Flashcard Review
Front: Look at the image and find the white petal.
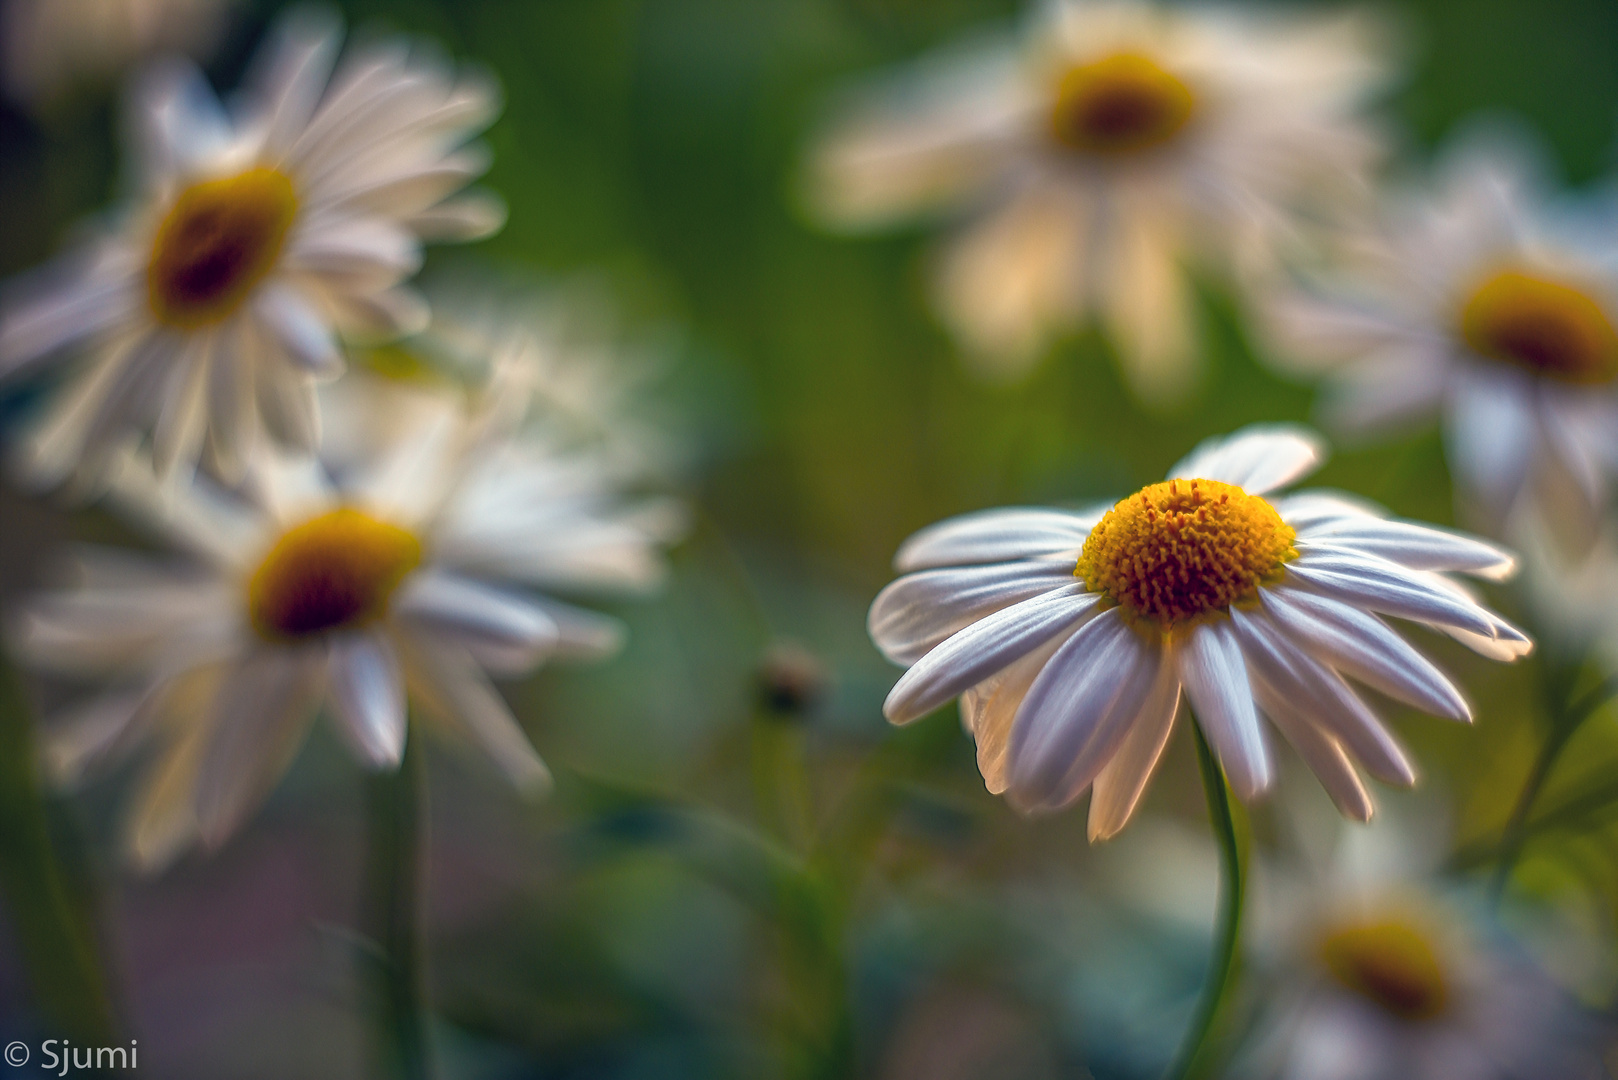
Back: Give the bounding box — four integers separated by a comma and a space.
193, 647, 321, 848
1285, 549, 1503, 638
1231, 606, 1416, 785
1260, 587, 1470, 721
393, 570, 559, 675
1170, 424, 1328, 495
961, 626, 1076, 795
894, 507, 1097, 572
285, 216, 422, 281
1295, 518, 1517, 580
1445, 367, 1534, 523
0, 253, 138, 374
1087, 655, 1182, 840
883, 584, 1098, 724
1178, 620, 1273, 800
255, 284, 343, 377
1005, 607, 1159, 812
327, 633, 407, 768
1251, 677, 1373, 821
408, 190, 508, 241
399, 631, 551, 792
868, 560, 1082, 665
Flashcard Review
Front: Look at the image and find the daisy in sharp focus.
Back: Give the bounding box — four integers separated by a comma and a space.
868, 426, 1529, 838
807, 0, 1388, 402
1260, 132, 1618, 549
6, 388, 681, 871
0, 10, 505, 487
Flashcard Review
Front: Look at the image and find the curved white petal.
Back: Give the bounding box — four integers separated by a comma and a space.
1294, 519, 1517, 580
1169, 424, 1328, 495
1285, 550, 1503, 639
393, 570, 559, 676
327, 633, 407, 768
883, 584, 1098, 724
1005, 607, 1159, 813
1178, 620, 1273, 800
1231, 606, 1416, 786
894, 507, 1097, 572
1087, 653, 1182, 840
868, 560, 1081, 665
1259, 587, 1470, 721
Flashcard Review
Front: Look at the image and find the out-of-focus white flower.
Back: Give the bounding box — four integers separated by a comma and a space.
5, 395, 682, 871
0, 11, 506, 487
368, 276, 676, 477
1242, 811, 1607, 1080
1, 0, 235, 108
1514, 510, 1618, 670
1261, 133, 1618, 550
808, 0, 1388, 402
868, 426, 1528, 838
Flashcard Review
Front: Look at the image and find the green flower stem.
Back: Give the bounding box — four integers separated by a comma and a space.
1164, 723, 1246, 1080
1491, 669, 1618, 903
362, 734, 432, 1080
0, 660, 116, 1042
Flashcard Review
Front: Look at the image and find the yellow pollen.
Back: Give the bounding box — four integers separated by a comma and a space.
1459, 267, 1618, 385
148, 167, 298, 329
1320, 921, 1449, 1022
1049, 52, 1197, 156
247, 508, 421, 640
1076, 479, 1296, 628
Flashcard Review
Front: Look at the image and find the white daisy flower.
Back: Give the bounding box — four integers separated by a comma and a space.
1260, 133, 1618, 548
1245, 812, 1608, 1080
867, 425, 1528, 839
1, 0, 235, 109
0, 11, 506, 487
6, 405, 680, 871
807, 0, 1388, 401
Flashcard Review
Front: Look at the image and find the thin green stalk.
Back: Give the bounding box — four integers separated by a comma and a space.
1490, 671, 1618, 903
1163, 724, 1246, 1080
0, 659, 116, 1042
362, 735, 432, 1080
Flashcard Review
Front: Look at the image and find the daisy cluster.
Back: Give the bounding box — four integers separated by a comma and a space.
1, 0, 1616, 1076
0, 12, 679, 869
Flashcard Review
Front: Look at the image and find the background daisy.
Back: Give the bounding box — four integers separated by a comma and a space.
0, 10, 505, 487
7, 394, 680, 871
1260, 130, 1618, 549
807, 0, 1389, 402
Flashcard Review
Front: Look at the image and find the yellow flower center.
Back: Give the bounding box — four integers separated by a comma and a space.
1076, 479, 1296, 628
1320, 920, 1449, 1022
247, 508, 422, 640
1459, 268, 1618, 384
1049, 52, 1197, 157
147, 167, 299, 329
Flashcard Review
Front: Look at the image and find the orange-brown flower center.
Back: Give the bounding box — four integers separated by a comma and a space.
1459, 268, 1618, 384
1076, 479, 1295, 627
1320, 920, 1449, 1022
248, 508, 421, 640
148, 167, 298, 329
1049, 52, 1197, 157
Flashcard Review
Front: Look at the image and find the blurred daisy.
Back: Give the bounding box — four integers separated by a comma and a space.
348, 275, 676, 477
6, 404, 680, 871
1244, 812, 1607, 1080
1261, 133, 1618, 548
0, 11, 505, 487
868, 426, 1528, 838
808, 0, 1388, 402
1, 0, 235, 109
